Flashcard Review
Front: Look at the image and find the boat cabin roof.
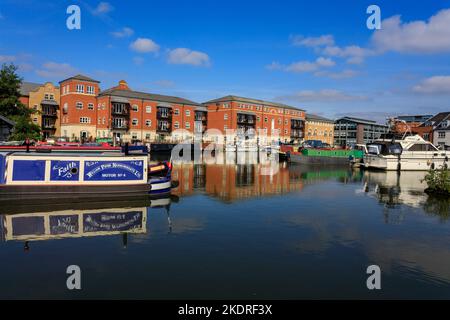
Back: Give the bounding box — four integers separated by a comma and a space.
3, 152, 144, 158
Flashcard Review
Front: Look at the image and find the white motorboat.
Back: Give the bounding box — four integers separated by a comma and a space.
363, 134, 449, 171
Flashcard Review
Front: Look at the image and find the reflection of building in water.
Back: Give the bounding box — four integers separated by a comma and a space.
1, 208, 147, 242
171, 162, 303, 201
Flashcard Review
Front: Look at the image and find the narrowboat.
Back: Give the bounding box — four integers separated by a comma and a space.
281, 145, 364, 165
0, 151, 174, 202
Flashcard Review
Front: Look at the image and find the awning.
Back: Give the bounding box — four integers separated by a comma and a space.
41, 99, 59, 106
237, 111, 256, 116
111, 96, 130, 103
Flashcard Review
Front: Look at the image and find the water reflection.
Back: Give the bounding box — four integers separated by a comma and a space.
0, 161, 449, 299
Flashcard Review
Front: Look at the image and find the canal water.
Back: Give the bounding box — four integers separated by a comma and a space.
0, 161, 449, 299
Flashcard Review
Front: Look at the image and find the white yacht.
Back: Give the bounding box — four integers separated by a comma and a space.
363, 134, 449, 171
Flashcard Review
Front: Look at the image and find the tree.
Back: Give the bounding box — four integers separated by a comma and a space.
8, 116, 41, 141
0, 63, 40, 141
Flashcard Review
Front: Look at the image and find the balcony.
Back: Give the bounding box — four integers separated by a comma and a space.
157, 120, 171, 133
42, 111, 57, 117
42, 123, 56, 130
112, 123, 128, 130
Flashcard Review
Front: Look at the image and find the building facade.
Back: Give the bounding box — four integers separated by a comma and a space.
96, 80, 201, 143
305, 114, 334, 146
389, 115, 433, 134
334, 117, 389, 146
58, 75, 202, 143
203, 95, 305, 144
415, 112, 450, 145
20, 82, 61, 139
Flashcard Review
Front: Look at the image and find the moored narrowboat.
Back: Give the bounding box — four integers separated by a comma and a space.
0, 152, 174, 201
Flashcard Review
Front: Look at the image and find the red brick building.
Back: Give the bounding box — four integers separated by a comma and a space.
203, 95, 305, 144
58, 75, 203, 143
59, 75, 100, 141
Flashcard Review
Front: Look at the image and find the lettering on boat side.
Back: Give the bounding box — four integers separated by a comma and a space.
50, 161, 80, 181
366, 265, 381, 290
66, 265, 81, 290
84, 161, 143, 181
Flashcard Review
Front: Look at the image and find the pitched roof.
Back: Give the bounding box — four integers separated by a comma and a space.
336, 116, 388, 127
20, 82, 42, 96
203, 95, 304, 111
59, 74, 100, 83
98, 88, 200, 106
306, 114, 334, 123
0, 115, 15, 126
420, 112, 450, 127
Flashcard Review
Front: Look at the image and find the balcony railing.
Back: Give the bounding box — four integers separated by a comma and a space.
42, 124, 56, 130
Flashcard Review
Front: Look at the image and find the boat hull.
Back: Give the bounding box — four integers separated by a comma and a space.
364, 152, 449, 170
290, 153, 350, 165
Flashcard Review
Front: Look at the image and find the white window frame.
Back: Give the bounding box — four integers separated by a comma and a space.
76, 102, 83, 109
132, 118, 138, 126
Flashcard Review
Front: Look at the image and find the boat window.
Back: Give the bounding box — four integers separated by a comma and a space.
367, 144, 380, 155
387, 143, 402, 155
407, 144, 438, 151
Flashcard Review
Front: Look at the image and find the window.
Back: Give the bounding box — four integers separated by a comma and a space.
224, 125, 228, 130
76, 102, 83, 109
102, 117, 105, 124
145, 133, 151, 140
174, 121, 180, 129
174, 109, 179, 115
132, 119, 138, 126
44, 94, 49, 99
264, 117, 268, 122
33, 117, 38, 123
132, 105, 139, 112
49, 94, 54, 100
132, 133, 138, 140
33, 104, 38, 110
87, 86, 95, 94
257, 116, 261, 122
278, 118, 282, 125
185, 110, 191, 117
88, 103, 94, 110
98, 118, 101, 125
146, 120, 152, 127
146, 106, 152, 113
76, 84, 84, 93
285, 119, 288, 125
80, 117, 91, 124
185, 122, 190, 129
224, 114, 228, 120
284, 130, 288, 135
438, 131, 446, 138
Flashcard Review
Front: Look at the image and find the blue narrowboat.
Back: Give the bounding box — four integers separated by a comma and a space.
0, 152, 173, 201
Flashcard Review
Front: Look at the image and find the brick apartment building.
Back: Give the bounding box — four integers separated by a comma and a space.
203, 95, 305, 144
20, 81, 61, 139
305, 114, 335, 146
58, 75, 202, 143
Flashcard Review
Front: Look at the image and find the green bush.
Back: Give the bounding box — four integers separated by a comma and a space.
422, 167, 450, 195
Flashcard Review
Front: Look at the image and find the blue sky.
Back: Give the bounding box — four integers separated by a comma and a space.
1, 0, 450, 123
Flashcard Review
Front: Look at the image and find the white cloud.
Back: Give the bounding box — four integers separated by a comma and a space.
111, 27, 134, 38
371, 9, 450, 54
291, 34, 335, 47
36, 62, 77, 79
322, 45, 373, 65
18, 63, 33, 72
130, 38, 160, 53
277, 89, 367, 102
267, 57, 335, 73
0, 55, 16, 63
167, 48, 210, 67
314, 69, 359, 79
413, 76, 450, 94
93, 2, 114, 15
